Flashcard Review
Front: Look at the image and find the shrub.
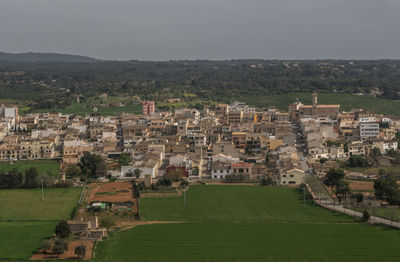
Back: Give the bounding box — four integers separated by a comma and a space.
55, 220, 71, 239
261, 177, 274, 186
319, 158, 328, 164
39, 240, 51, 254
70, 204, 80, 219
75, 245, 86, 259
100, 216, 116, 228
353, 193, 364, 203
53, 239, 68, 254
157, 178, 172, 187
362, 210, 370, 221
54, 180, 73, 188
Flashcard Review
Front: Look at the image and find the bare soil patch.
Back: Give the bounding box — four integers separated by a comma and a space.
30, 240, 94, 260
349, 181, 374, 191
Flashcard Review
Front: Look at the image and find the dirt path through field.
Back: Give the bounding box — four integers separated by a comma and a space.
117, 220, 186, 231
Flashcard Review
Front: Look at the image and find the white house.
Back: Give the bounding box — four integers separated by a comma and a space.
211, 161, 231, 180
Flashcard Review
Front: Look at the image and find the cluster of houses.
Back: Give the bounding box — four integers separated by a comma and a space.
289, 93, 399, 163
0, 93, 399, 186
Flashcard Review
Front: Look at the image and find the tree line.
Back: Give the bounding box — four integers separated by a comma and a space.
1, 59, 400, 112
0, 167, 71, 189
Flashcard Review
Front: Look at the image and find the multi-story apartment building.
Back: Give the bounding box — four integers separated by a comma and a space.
359, 120, 380, 139
232, 132, 247, 149
227, 111, 243, 124
0, 140, 54, 160
142, 101, 155, 115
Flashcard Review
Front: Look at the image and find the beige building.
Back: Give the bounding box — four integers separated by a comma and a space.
280, 168, 306, 186
0, 140, 54, 160
232, 132, 247, 149
63, 139, 93, 165
265, 138, 283, 151
228, 111, 243, 124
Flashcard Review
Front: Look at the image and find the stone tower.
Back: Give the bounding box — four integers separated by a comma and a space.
312, 92, 318, 115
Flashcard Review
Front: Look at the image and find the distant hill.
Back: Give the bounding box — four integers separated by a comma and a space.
0, 52, 98, 62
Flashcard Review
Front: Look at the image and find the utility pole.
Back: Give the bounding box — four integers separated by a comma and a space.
184, 184, 186, 206
303, 185, 305, 207
41, 179, 44, 201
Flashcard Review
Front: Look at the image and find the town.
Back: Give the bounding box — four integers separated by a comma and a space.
1, 92, 400, 260
0, 93, 398, 184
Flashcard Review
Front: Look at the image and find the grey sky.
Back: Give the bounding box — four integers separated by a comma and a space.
1, 0, 400, 60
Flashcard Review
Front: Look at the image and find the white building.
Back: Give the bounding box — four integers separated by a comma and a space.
4, 107, 18, 119
383, 141, 398, 153
211, 161, 231, 180
359, 119, 379, 139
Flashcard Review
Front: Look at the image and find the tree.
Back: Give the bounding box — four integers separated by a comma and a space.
180, 179, 189, 188
65, 165, 81, 178
371, 147, 381, 158
75, 245, 86, 259
39, 240, 51, 254
324, 169, 345, 187
79, 152, 107, 179
362, 210, 370, 221
5, 168, 23, 188
118, 153, 131, 166
319, 158, 328, 164
157, 178, 172, 187
386, 149, 398, 157
134, 168, 142, 178
370, 147, 381, 166
24, 167, 39, 188
40, 172, 56, 187
53, 239, 68, 254
55, 220, 71, 239
335, 180, 350, 203
344, 143, 349, 153
353, 193, 364, 203
100, 216, 116, 229
374, 176, 400, 204
348, 155, 369, 168
261, 177, 274, 186
95, 159, 107, 178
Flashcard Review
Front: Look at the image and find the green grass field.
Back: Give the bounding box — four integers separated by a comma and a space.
93, 185, 400, 262
0, 160, 60, 176
0, 188, 81, 261
94, 222, 400, 262
140, 185, 350, 223
0, 221, 55, 261
0, 188, 81, 221
228, 93, 400, 116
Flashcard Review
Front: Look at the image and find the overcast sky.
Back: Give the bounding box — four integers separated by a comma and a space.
1, 0, 399, 60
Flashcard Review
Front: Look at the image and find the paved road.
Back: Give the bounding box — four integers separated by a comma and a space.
309, 187, 400, 229
291, 122, 309, 172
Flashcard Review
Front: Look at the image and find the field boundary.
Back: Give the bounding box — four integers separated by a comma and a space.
306, 183, 400, 229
